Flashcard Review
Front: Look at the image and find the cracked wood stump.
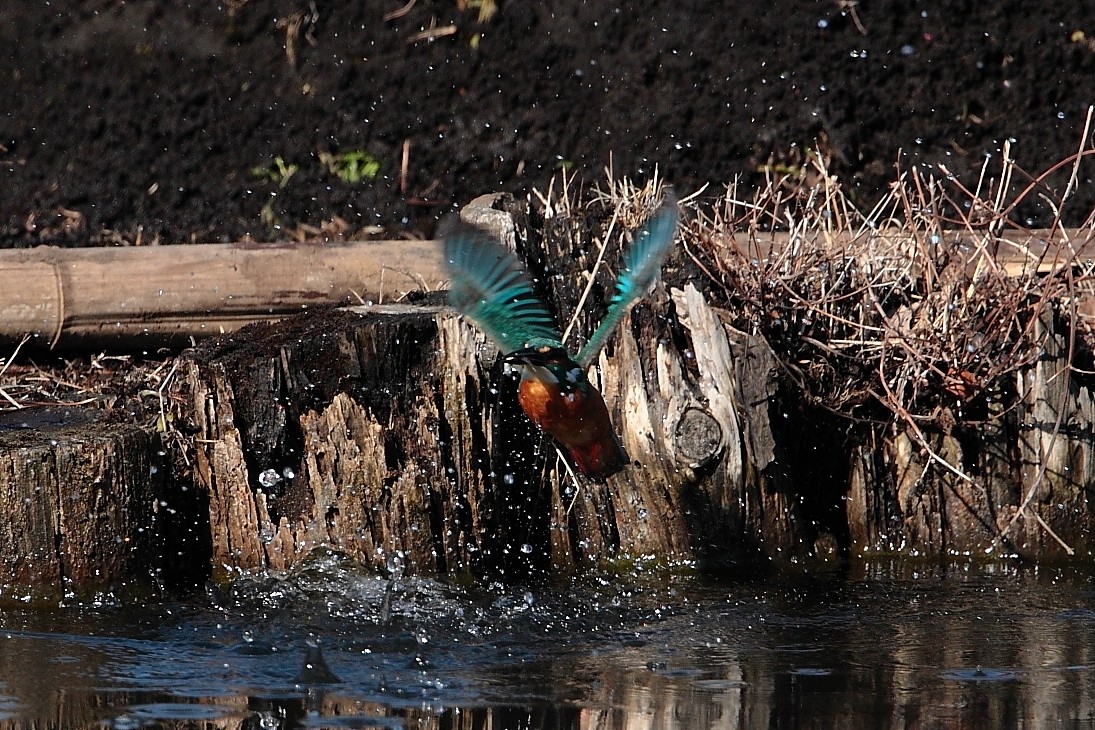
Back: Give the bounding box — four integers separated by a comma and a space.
13, 201, 1095, 591
0, 408, 171, 594
7, 204, 1095, 593
172, 282, 804, 579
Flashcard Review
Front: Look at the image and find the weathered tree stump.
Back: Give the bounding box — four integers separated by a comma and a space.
168, 192, 812, 579
9, 199, 1095, 592
172, 282, 804, 579
0, 408, 170, 594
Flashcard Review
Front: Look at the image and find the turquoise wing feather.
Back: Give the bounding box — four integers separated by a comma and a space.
441, 217, 563, 354
577, 191, 679, 368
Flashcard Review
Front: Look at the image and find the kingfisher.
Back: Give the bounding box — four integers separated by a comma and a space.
441, 192, 679, 481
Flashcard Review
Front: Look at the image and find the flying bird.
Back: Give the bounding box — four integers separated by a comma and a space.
441, 192, 679, 481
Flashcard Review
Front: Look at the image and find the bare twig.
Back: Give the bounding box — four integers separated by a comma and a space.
406, 23, 457, 44
384, 0, 417, 21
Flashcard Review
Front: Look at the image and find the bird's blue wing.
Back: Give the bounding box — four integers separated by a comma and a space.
577, 190, 679, 368
441, 217, 563, 354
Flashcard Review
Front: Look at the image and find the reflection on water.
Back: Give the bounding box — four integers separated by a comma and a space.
2, 558, 1095, 729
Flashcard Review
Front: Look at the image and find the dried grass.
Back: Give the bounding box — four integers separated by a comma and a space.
679, 110, 1095, 493
5, 119, 1095, 467
0, 347, 179, 431
554, 115, 1095, 501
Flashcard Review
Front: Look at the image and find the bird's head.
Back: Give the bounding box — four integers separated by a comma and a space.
503, 345, 587, 393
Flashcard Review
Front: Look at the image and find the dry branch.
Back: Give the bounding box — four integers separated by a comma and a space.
7, 148, 1095, 590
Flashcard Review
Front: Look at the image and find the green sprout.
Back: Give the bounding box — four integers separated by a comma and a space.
321, 150, 381, 183
251, 157, 298, 233
259, 199, 280, 231
251, 156, 299, 188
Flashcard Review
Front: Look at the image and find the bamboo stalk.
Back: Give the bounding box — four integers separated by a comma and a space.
0, 240, 446, 347
728, 228, 1095, 277
0, 227, 1090, 348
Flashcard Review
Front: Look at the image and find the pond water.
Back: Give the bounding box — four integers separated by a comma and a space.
1, 554, 1094, 729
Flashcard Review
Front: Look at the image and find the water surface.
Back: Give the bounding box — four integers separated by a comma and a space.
1, 556, 1093, 729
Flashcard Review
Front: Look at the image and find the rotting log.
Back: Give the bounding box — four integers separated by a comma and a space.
175, 305, 486, 576
9, 201, 1095, 592
170, 283, 806, 578
169, 196, 1095, 576
0, 408, 172, 594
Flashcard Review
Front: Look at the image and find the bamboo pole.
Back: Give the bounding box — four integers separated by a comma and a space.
0, 226, 1090, 348
0, 240, 446, 347
728, 228, 1095, 277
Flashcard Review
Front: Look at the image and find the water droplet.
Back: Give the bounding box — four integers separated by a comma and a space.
258, 469, 282, 488
112, 714, 142, 730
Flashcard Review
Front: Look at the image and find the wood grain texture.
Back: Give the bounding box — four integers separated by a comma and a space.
0, 411, 168, 592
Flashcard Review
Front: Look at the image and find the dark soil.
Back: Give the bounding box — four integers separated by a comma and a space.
4, 1, 1095, 246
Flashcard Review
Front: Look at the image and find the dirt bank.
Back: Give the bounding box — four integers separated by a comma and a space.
4, 1, 1094, 246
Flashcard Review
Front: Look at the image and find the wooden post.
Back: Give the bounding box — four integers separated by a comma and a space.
847, 308, 1095, 559
176, 306, 482, 577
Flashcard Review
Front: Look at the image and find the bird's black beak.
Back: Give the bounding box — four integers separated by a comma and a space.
502, 345, 565, 367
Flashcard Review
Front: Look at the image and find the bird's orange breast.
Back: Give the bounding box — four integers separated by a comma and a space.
517, 378, 604, 445
516, 376, 629, 479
